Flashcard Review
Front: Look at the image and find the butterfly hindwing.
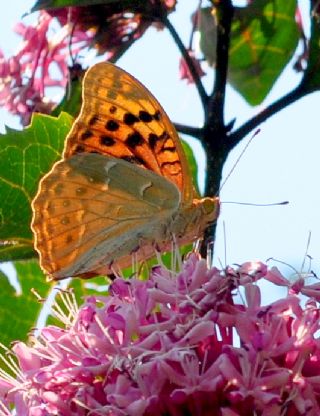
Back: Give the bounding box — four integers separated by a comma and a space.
32, 153, 181, 279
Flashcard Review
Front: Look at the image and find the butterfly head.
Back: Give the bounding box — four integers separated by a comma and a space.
191, 196, 220, 230
186, 196, 220, 244
200, 196, 220, 222
172, 196, 220, 246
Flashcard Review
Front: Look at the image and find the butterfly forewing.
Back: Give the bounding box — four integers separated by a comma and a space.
63, 62, 193, 203
32, 153, 181, 279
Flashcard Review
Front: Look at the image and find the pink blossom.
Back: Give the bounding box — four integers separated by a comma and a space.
0, 2, 182, 126
1, 254, 320, 415
0, 10, 94, 125
179, 49, 206, 84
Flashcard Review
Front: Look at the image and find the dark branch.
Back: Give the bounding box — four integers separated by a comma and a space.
163, 16, 208, 109
109, 25, 149, 63
205, 0, 234, 129
201, 1, 234, 198
200, 1, 234, 256
174, 122, 203, 139
228, 85, 307, 150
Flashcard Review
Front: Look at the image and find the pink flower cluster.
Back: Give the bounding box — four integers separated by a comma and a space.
0, 2, 180, 127
0, 10, 94, 125
1, 254, 320, 415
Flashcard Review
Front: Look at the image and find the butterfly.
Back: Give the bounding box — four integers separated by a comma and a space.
31, 62, 219, 280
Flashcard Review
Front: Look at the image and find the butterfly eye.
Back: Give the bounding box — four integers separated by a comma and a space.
201, 197, 220, 217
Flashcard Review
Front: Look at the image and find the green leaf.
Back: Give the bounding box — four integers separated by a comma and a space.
303, 10, 320, 91
200, 0, 299, 105
0, 113, 73, 263
199, 8, 217, 67
181, 139, 200, 195
0, 260, 53, 347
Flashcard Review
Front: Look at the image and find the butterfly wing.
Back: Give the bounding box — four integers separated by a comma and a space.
31, 153, 181, 279
63, 62, 193, 204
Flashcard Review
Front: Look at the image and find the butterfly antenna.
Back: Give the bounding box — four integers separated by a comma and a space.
219, 128, 260, 194
222, 201, 289, 207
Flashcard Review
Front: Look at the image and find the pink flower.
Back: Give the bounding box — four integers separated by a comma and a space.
1, 254, 320, 415
0, 10, 94, 125
179, 49, 206, 84
0, 2, 179, 125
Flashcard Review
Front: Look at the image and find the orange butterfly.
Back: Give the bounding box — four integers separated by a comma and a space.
31, 62, 219, 279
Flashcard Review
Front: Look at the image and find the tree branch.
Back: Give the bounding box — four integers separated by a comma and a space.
174, 122, 203, 139
200, 1, 234, 256
109, 23, 150, 63
205, 0, 234, 130
200, 1, 234, 199
228, 85, 307, 150
163, 16, 208, 110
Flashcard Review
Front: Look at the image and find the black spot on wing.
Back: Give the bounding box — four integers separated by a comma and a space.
139, 110, 153, 122
162, 145, 176, 152
153, 110, 161, 121
89, 115, 99, 126
148, 133, 158, 150
123, 113, 139, 125
126, 132, 144, 149
66, 235, 73, 244
75, 145, 85, 152
105, 120, 119, 132
100, 136, 116, 146
121, 155, 145, 166
81, 130, 93, 140
159, 131, 170, 140
61, 216, 70, 225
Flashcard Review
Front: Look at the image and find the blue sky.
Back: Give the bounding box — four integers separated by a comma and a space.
1, 1, 320, 281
